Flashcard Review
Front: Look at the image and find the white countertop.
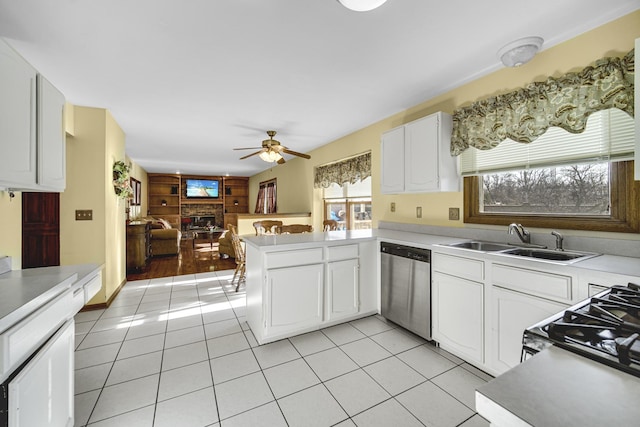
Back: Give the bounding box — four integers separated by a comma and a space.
0, 263, 101, 334
476, 346, 640, 427
243, 228, 640, 277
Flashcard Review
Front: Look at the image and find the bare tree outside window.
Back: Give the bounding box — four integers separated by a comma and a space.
480, 163, 610, 216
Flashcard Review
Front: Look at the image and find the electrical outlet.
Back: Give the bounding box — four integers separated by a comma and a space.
416, 207, 422, 218
390, 202, 396, 212
75, 210, 93, 221
449, 207, 460, 221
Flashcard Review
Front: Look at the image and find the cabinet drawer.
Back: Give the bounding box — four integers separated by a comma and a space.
84, 272, 102, 303
493, 264, 572, 301
0, 289, 73, 381
433, 252, 484, 282
71, 285, 85, 313
326, 244, 358, 261
266, 248, 323, 269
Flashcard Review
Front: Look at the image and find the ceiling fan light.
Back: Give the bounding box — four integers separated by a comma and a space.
337, 0, 387, 12
497, 36, 543, 67
259, 150, 283, 163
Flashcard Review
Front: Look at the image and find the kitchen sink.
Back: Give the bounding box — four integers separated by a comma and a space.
498, 247, 600, 264
446, 241, 518, 252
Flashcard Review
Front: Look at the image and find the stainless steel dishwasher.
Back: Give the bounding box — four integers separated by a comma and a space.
380, 242, 431, 340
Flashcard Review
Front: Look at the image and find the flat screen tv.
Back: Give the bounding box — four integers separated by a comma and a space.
185, 179, 220, 198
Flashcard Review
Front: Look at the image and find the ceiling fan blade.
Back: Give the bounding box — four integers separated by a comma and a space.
277, 157, 286, 164
282, 148, 311, 159
239, 149, 264, 160
234, 147, 262, 150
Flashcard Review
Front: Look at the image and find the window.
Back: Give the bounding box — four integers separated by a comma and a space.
255, 179, 276, 214
323, 177, 372, 230
463, 109, 639, 233
464, 161, 638, 232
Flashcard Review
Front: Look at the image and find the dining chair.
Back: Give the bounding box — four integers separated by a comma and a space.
228, 224, 246, 291
253, 220, 283, 235
279, 224, 313, 234
323, 220, 338, 231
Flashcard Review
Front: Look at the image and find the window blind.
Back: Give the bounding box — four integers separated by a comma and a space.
460, 108, 635, 176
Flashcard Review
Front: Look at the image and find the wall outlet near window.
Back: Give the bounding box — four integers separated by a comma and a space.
416, 207, 422, 218
449, 207, 460, 221
390, 202, 395, 212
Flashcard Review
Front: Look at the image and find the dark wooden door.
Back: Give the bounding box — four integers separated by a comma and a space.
22, 192, 60, 269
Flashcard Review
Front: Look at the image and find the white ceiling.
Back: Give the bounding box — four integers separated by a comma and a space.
1, 0, 638, 177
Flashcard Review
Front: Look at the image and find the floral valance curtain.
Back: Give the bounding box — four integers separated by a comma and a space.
314, 152, 371, 188
450, 49, 635, 156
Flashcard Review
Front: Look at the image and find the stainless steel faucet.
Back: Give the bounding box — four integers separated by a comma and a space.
508, 223, 531, 244
551, 231, 564, 251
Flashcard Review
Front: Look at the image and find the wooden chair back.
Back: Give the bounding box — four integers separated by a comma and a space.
323, 220, 338, 231
253, 220, 283, 235
228, 224, 246, 291
279, 224, 313, 234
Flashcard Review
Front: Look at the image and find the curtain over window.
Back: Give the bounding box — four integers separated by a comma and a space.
450, 49, 635, 157
314, 152, 371, 188
255, 179, 277, 214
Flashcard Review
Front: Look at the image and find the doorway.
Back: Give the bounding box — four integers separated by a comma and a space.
22, 192, 60, 268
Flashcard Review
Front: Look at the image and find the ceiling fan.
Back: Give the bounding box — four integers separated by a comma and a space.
234, 131, 311, 164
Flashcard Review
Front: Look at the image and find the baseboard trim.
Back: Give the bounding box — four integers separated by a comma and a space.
80, 277, 127, 311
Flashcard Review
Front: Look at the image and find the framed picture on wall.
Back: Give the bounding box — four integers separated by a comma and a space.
130, 178, 141, 206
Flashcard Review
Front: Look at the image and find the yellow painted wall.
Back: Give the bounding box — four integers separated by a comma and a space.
249, 11, 640, 237
0, 191, 22, 269
60, 105, 130, 305
127, 156, 148, 220
104, 110, 127, 301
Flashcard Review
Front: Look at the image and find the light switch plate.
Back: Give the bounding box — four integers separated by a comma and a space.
449, 207, 460, 221
416, 207, 422, 218
390, 202, 396, 212
76, 210, 93, 220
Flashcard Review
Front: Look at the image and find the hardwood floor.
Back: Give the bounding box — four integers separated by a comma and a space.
126, 235, 236, 281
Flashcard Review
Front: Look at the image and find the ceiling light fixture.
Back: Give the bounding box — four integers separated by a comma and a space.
497, 36, 543, 67
337, 0, 387, 12
259, 150, 283, 163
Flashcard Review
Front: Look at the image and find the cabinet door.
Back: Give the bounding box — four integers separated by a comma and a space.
266, 264, 324, 335
380, 126, 404, 194
432, 271, 484, 364
0, 40, 37, 188
8, 320, 74, 427
490, 287, 566, 374
326, 259, 359, 322
37, 75, 66, 191
405, 114, 439, 192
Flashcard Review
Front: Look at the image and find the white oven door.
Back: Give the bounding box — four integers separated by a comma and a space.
8, 319, 74, 427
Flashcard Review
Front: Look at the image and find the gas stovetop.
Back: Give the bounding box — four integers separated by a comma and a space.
524, 282, 640, 377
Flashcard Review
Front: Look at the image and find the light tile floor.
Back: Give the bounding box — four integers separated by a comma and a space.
74, 270, 491, 427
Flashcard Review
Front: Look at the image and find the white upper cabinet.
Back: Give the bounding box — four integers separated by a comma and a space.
380, 126, 405, 193
0, 38, 66, 192
380, 112, 459, 194
0, 39, 37, 188
37, 75, 66, 191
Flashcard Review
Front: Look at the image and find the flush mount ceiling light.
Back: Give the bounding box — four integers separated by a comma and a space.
497, 36, 544, 67
337, 0, 388, 12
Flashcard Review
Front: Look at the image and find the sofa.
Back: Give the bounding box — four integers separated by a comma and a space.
144, 217, 182, 256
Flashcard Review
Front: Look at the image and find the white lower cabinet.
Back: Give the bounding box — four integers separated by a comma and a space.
8, 319, 74, 427
326, 258, 359, 322
489, 287, 567, 374
432, 271, 484, 365
246, 242, 374, 345
266, 264, 324, 337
